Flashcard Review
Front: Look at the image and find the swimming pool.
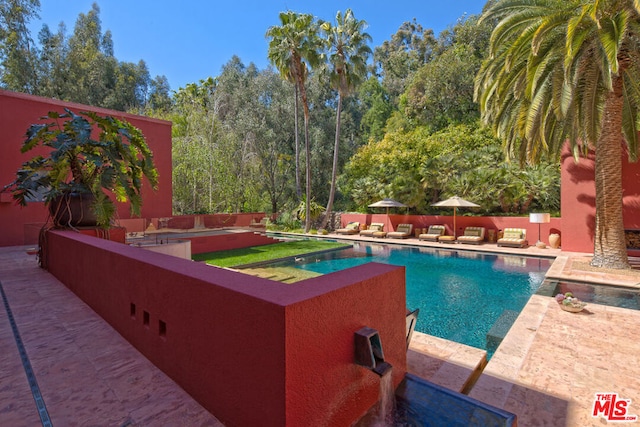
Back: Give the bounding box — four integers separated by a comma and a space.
262, 241, 552, 355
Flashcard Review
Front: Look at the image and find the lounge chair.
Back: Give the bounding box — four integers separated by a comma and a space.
418, 225, 445, 242
457, 227, 485, 244
497, 228, 528, 248
359, 222, 385, 237
387, 223, 413, 239
335, 221, 360, 235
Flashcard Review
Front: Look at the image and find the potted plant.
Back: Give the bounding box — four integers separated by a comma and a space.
8, 108, 159, 228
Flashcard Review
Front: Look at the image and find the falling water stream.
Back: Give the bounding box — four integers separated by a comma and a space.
372, 369, 396, 426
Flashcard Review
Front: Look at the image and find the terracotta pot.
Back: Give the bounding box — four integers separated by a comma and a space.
49, 192, 97, 227
549, 233, 561, 249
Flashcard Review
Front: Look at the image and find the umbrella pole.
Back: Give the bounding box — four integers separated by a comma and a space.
453, 207, 457, 239
386, 207, 390, 231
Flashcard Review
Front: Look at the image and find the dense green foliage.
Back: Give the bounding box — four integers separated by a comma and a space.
0, 2, 170, 112
1, 1, 563, 225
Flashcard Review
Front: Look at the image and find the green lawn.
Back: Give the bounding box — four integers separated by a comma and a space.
192, 240, 350, 268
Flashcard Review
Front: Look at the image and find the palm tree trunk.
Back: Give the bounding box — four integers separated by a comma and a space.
299, 82, 312, 233
293, 84, 302, 199
320, 93, 342, 230
591, 75, 629, 269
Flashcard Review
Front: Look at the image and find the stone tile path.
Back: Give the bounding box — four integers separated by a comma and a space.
0, 245, 222, 427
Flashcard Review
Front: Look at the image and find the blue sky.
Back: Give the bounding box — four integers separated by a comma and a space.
31, 1, 487, 91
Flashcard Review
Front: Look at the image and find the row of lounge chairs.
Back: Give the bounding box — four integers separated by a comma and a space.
419, 225, 485, 244
335, 222, 530, 247
336, 222, 414, 239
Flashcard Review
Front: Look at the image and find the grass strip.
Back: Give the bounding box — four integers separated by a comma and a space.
192, 240, 350, 268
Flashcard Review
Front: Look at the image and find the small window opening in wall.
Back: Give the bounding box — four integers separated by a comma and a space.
130, 303, 136, 319
143, 310, 150, 327
159, 320, 167, 339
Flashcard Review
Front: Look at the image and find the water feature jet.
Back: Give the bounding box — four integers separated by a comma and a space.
354, 326, 392, 377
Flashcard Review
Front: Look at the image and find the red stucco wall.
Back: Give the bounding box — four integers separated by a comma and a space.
560, 146, 640, 253
0, 90, 172, 247
45, 231, 407, 426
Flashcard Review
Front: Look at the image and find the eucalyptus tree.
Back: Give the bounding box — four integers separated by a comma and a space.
319, 9, 372, 228
475, 0, 640, 269
405, 14, 491, 131
0, 0, 40, 92
266, 11, 322, 232
373, 19, 437, 105
37, 23, 68, 99
358, 76, 392, 142
66, 3, 112, 106
147, 75, 172, 112
249, 68, 296, 215
171, 78, 221, 213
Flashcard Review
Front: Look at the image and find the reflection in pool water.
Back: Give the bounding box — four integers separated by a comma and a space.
260, 241, 553, 355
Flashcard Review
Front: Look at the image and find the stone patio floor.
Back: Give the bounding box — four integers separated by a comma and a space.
2, 235, 640, 426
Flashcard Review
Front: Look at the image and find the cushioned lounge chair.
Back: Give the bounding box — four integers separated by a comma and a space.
418, 225, 445, 242
387, 223, 413, 239
335, 221, 360, 235
359, 222, 385, 237
457, 226, 485, 244
497, 228, 528, 248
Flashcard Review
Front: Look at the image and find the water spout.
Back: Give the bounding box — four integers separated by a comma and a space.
354, 327, 392, 376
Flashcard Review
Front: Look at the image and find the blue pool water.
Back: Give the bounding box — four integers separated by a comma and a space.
265, 241, 552, 354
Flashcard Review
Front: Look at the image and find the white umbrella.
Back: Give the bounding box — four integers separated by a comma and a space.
431, 196, 480, 238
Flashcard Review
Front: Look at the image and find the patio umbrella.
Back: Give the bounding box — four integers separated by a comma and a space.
368, 198, 407, 231
431, 196, 480, 238
368, 198, 407, 215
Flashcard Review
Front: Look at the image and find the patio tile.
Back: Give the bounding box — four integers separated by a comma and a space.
0, 245, 221, 426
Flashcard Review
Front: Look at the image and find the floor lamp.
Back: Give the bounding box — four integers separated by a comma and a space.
529, 213, 550, 248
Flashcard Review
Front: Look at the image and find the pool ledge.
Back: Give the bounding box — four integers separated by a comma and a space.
546, 254, 640, 288
407, 331, 487, 394
470, 293, 640, 426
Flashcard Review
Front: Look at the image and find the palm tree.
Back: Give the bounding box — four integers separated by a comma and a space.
475, 0, 640, 269
266, 11, 321, 232
319, 9, 372, 229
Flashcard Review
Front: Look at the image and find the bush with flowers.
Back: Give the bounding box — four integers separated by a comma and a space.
555, 292, 587, 311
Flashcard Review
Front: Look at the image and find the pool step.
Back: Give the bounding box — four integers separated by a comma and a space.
407, 331, 487, 394
239, 267, 321, 284
486, 310, 519, 355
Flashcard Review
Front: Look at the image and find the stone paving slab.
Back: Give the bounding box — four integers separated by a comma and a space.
407, 331, 487, 394
470, 294, 640, 426
0, 245, 222, 427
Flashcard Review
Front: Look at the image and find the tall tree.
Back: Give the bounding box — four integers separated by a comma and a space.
37, 23, 68, 99
373, 19, 437, 105
319, 9, 371, 228
404, 14, 491, 131
0, 0, 40, 92
358, 76, 392, 142
147, 75, 172, 112
66, 2, 110, 106
266, 11, 321, 232
475, 0, 640, 269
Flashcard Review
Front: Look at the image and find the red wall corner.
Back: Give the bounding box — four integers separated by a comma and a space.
44, 230, 407, 426
560, 143, 640, 253
0, 90, 173, 247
